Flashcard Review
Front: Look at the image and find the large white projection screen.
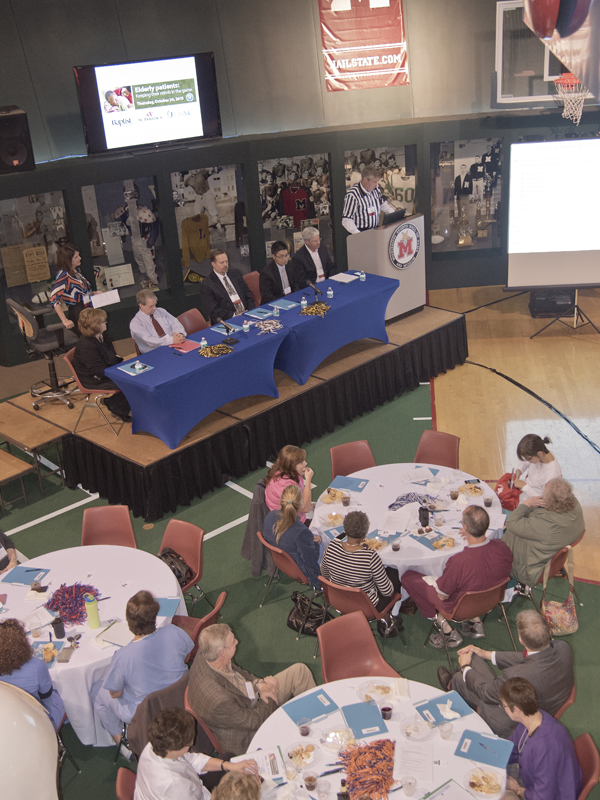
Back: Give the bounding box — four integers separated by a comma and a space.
507, 139, 600, 289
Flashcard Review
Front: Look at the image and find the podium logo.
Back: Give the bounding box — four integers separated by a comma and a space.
388, 222, 420, 270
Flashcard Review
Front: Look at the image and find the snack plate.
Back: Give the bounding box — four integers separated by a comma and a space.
463, 767, 503, 798
398, 713, 437, 743
286, 740, 322, 769
320, 727, 355, 753
357, 679, 392, 703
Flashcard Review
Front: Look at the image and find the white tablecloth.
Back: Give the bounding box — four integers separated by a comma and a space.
249, 677, 507, 799
312, 463, 505, 584
1, 545, 185, 746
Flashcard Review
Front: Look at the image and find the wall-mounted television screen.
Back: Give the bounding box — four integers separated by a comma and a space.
73, 53, 221, 155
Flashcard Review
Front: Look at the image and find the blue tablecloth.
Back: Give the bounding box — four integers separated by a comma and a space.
106, 326, 287, 449
267, 272, 398, 385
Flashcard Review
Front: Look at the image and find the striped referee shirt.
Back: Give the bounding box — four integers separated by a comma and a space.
342, 183, 385, 232
320, 538, 393, 605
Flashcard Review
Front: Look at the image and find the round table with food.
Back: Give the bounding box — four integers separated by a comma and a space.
1, 545, 185, 746
249, 676, 508, 799
312, 464, 505, 585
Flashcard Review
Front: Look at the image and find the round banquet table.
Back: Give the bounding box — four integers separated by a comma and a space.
312, 464, 504, 594
249, 677, 507, 799
1, 545, 185, 746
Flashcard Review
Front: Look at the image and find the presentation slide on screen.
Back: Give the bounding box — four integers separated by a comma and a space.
507, 139, 600, 288
95, 57, 203, 149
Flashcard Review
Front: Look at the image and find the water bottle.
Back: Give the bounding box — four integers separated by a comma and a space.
242, 319, 250, 333
273, 305, 280, 317
360, 271, 366, 281
301, 296, 307, 309
200, 336, 207, 349
327, 286, 334, 299
134, 360, 143, 372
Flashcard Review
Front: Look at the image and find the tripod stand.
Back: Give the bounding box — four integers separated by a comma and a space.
530, 289, 600, 340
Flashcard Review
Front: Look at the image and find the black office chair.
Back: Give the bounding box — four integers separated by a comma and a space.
6, 299, 78, 410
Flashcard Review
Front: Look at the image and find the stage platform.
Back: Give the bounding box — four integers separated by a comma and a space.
2, 307, 467, 520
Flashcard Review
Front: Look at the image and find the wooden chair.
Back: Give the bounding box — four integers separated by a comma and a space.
243, 271, 261, 307
184, 685, 224, 754
81, 504, 137, 548
414, 430, 460, 470
318, 611, 402, 682
319, 576, 405, 654
172, 591, 227, 663
554, 684, 576, 720
330, 440, 376, 481
115, 767, 136, 800
256, 530, 315, 638
177, 308, 209, 336
159, 520, 211, 610
575, 733, 600, 800
63, 348, 123, 436
519, 531, 585, 611
430, 578, 515, 669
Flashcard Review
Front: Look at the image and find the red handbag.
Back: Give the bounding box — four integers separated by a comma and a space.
494, 473, 522, 511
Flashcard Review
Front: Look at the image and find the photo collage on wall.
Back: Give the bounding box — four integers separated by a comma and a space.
171, 164, 249, 290
258, 154, 332, 263
430, 138, 503, 252
0, 191, 70, 314
344, 145, 417, 215
82, 176, 166, 299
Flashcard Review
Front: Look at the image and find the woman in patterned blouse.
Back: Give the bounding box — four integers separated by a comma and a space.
50, 243, 96, 336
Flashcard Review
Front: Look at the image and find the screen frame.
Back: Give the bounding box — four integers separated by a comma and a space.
73, 52, 221, 155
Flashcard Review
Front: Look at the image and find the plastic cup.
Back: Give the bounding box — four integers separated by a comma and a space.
380, 704, 393, 721
402, 776, 417, 796
316, 779, 330, 800
297, 717, 311, 736
450, 490, 459, 501
284, 761, 297, 781
439, 722, 453, 739
484, 496, 493, 508
31, 626, 41, 638
341, 495, 350, 507
303, 771, 318, 792
391, 541, 401, 552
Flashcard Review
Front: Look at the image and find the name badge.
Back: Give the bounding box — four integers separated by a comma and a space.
284, 286, 291, 295
245, 681, 256, 700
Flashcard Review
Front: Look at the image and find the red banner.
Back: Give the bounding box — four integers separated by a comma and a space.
318, 0, 409, 92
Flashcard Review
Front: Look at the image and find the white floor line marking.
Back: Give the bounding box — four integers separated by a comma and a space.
205, 515, 249, 541
225, 481, 253, 499
419, 382, 431, 385
413, 417, 432, 421
5, 493, 99, 537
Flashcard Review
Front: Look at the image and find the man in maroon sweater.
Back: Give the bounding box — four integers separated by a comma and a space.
402, 505, 513, 648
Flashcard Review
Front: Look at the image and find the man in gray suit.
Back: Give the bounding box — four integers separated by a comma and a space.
188, 624, 315, 755
437, 610, 574, 738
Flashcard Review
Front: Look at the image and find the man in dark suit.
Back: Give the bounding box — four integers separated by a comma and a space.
291, 226, 336, 289
259, 241, 300, 304
199, 249, 255, 324
438, 609, 574, 738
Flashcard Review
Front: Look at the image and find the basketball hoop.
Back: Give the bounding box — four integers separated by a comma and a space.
554, 73, 587, 125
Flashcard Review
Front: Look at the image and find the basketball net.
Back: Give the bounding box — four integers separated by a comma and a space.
554, 73, 587, 125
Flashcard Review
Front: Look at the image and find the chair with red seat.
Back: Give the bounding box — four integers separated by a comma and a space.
330, 440, 376, 481
318, 611, 402, 682
159, 519, 211, 610
63, 348, 123, 436
172, 591, 227, 663
554, 683, 577, 720
184, 685, 223, 754
256, 530, 315, 637
319, 576, 405, 654
177, 308, 209, 336
575, 733, 600, 800
81, 504, 137, 548
243, 271, 262, 307
116, 767, 136, 800
414, 430, 460, 470
429, 578, 515, 669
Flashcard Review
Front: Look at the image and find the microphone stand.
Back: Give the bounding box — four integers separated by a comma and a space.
308, 282, 322, 299
217, 318, 239, 345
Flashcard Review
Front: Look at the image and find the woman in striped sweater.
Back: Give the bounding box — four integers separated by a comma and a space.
320, 511, 402, 634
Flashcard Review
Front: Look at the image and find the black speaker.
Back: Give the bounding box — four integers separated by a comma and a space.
0, 106, 35, 175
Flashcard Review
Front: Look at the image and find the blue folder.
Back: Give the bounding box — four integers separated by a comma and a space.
245, 308, 273, 320
117, 362, 154, 375
341, 702, 388, 739
454, 729, 514, 769
414, 690, 473, 726
156, 597, 180, 617
269, 299, 299, 310
329, 475, 369, 492
2, 565, 49, 584
283, 689, 339, 724
409, 533, 445, 551
212, 322, 243, 335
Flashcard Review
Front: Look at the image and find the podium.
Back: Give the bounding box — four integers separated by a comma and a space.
346, 213, 426, 320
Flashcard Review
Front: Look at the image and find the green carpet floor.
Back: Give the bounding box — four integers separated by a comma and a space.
3, 384, 597, 799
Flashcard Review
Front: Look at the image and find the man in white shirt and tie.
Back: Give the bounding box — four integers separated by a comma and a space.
259, 241, 300, 304
199, 249, 255, 324
291, 227, 337, 290
129, 289, 186, 353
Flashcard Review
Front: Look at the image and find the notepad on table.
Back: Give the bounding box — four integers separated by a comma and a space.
244, 308, 273, 320
169, 340, 202, 352
283, 689, 339, 724
269, 298, 299, 310
212, 322, 243, 335
341, 702, 388, 739
329, 475, 369, 492
96, 620, 134, 648
330, 272, 359, 283
22, 605, 55, 632
117, 362, 154, 375
2, 565, 49, 585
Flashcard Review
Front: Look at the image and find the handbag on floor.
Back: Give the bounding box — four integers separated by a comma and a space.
287, 591, 332, 636
540, 546, 578, 636
494, 473, 522, 511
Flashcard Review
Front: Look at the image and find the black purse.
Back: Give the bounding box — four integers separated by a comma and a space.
286, 591, 332, 636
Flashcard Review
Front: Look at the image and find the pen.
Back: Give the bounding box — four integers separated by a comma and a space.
97, 597, 111, 602
24, 568, 42, 572
319, 767, 343, 777
479, 742, 498, 755
172, 350, 184, 356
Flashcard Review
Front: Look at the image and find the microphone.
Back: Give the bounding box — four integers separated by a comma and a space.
308, 281, 323, 297
216, 317, 239, 345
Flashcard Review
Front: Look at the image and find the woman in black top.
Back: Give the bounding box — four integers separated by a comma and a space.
72, 307, 131, 420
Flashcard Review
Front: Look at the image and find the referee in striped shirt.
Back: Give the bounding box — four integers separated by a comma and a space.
342, 165, 397, 235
